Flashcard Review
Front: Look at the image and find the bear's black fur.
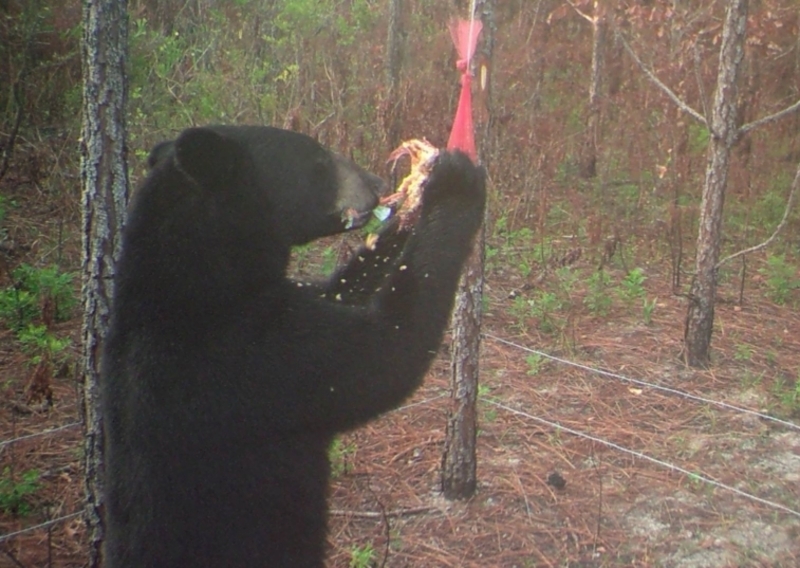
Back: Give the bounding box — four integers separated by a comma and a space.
146, 125, 388, 245
101, 125, 485, 568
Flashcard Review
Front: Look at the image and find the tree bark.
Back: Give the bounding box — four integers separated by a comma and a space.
384, 0, 404, 150
441, 236, 483, 499
684, 0, 748, 367
580, 1, 606, 179
80, 0, 130, 565
442, 0, 494, 501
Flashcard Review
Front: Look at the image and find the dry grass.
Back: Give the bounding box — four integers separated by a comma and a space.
4, 241, 799, 567
322, 272, 800, 567
1, 124, 799, 567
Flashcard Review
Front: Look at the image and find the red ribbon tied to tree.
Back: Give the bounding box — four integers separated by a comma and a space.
446, 18, 483, 163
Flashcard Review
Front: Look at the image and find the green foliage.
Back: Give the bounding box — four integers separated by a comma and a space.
488, 216, 539, 279
754, 174, 793, 228
686, 471, 705, 492
328, 437, 356, 478
554, 266, 578, 296
642, 297, 657, 325
17, 264, 75, 320
496, 217, 534, 246
18, 324, 71, 366
517, 256, 533, 279
491, 215, 508, 240
770, 373, 800, 416
0, 264, 75, 332
766, 350, 777, 365
0, 287, 38, 332
478, 384, 498, 422
506, 266, 579, 333
525, 353, 544, 376
129, 19, 228, 131
484, 245, 499, 275
781, 377, 800, 414
349, 543, 375, 568
621, 268, 647, 301
292, 243, 312, 267
531, 291, 564, 334
734, 343, 752, 362
321, 246, 338, 276
127, 0, 381, 151
688, 123, 710, 155
1, 1, 81, 126
276, 0, 333, 35
759, 254, 800, 305
533, 242, 553, 265
0, 468, 40, 516
584, 269, 613, 316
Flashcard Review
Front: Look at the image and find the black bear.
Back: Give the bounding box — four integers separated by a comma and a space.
101, 125, 485, 568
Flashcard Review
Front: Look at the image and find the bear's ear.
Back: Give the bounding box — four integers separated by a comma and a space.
173, 127, 245, 191
147, 140, 174, 169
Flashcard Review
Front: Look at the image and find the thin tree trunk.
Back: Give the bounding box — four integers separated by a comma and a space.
684, 0, 748, 367
442, 0, 494, 501
385, 0, 403, 150
80, 0, 130, 565
581, 1, 606, 179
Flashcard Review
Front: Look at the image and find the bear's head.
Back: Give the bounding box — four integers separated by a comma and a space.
120, 127, 288, 321
146, 125, 388, 246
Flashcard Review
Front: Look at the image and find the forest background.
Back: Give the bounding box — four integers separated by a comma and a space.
1, 0, 800, 566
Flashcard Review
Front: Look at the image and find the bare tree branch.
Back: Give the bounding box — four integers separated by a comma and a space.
615, 29, 708, 126
564, 0, 594, 24
739, 97, 800, 136
716, 160, 800, 268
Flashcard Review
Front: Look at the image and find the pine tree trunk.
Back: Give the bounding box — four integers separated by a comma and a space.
442, 0, 494, 501
80, 0, 130, 564
581, 2, 606, 179
385, 0, 404, 150
442, 225, 484, 499
684, 0, 748, 368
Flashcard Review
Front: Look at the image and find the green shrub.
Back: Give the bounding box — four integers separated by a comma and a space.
349, 543, 375, 568
0, 468, 40, 516
328, 437, 356, 478
0, 287, 38, 332
759, 254, 800, 305
584, 269, 613, 316
0, 264, 76, 332
621, 267, 647, 301
18, 324, 72, 366
531, 291, 563, 334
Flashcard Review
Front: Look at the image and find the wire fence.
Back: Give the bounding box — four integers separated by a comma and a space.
484, 332, 800, 432
2, 331, 799, 546
483, 398, 800, 520
0, 512, 83, 545
0, 421, 81, 450
481, 331, 800, 519
0, 421, 84, 547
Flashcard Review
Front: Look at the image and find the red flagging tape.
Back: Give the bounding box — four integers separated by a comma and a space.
446, 18, 482, 163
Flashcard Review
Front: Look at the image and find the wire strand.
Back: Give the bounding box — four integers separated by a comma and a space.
483, 398, 800, 520
0, 511, 83, 544
0, 422, 81, 450
393, 393, 446, 414
484, 332, 800, 431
